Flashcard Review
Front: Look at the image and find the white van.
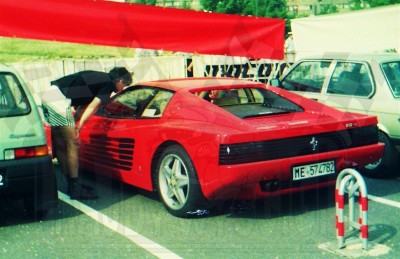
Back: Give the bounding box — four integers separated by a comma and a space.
0, 64, 57, 219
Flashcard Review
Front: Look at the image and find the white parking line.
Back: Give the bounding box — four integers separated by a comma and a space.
367, 194, 400, 209
58, 191, 182, 259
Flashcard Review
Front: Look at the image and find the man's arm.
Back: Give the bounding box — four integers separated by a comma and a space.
76, 97, 102, 131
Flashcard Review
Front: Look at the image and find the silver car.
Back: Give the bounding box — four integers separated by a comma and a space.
271, 53, 400, 177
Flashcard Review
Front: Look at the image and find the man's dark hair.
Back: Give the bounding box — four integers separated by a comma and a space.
108, 67, 133, 86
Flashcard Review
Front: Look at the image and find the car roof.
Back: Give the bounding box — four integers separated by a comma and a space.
0, 63, 14, 72
298, 52, 400, 63
135, 77, 263, 92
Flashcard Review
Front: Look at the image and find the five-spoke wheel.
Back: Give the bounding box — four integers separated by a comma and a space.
156, 145, 207, 217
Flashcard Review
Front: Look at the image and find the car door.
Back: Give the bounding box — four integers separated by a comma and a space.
281, 59, 376, 115
319, 60, 375, 115
79, 111, 118, 176
81, 86, 174, 188
81, 87, 154, 179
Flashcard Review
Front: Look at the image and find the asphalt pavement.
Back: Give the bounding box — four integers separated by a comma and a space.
1, 164, 399, 258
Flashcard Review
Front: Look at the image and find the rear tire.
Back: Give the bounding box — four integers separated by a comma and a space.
362, 131, 399, 178
156, 145, 208, 218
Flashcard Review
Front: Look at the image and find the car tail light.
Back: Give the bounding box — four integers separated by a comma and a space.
4, 145, 49, 160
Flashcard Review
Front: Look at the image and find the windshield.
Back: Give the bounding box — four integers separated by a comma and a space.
0, 72, 31, 118
381, 61, 400, 97
193, 87, 303, 119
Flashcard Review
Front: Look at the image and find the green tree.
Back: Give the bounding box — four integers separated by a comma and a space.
200, 0, 287, 18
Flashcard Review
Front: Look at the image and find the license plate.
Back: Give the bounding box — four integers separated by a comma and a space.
292, 160, 335, 181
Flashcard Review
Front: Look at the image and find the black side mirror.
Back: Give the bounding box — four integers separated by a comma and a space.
269, 78, 280, 87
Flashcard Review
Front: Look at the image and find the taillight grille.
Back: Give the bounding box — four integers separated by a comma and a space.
219, 125, 378, 165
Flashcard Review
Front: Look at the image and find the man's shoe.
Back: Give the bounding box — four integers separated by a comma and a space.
80, 183, 95, 192
68, 183, 98, 200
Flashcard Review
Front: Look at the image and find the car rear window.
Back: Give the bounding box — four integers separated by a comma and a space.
0, 72, 31, 117
382, 61, 400, 97
193, 88, 303, 119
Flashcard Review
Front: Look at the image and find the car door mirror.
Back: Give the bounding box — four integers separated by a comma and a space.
269, 78, 280, 87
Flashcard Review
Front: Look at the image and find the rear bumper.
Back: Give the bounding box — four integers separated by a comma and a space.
0, 156, 58, 210
202, 143, 384, 200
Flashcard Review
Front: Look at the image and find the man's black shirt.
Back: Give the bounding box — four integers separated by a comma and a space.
51, 70, 115, 106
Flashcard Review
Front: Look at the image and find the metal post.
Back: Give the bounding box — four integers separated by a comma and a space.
335, 168, 368, 250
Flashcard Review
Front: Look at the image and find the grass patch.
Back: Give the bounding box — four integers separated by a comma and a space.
0, 37, 136, 64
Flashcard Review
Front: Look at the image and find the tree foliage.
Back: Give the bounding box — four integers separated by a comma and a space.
200, 0, 287, 18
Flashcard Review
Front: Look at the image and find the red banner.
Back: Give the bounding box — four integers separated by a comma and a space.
0, 0, 284, 59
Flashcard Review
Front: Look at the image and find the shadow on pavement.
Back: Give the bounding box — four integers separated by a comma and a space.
0, 163, 143, 227
215, 186, 337, 219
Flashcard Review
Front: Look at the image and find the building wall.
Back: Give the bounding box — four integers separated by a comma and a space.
124, 0, 353, 16
286, 0, 351, 15
155, 0, 201, 10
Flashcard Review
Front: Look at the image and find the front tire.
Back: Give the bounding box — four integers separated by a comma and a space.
156, 145, 208, 217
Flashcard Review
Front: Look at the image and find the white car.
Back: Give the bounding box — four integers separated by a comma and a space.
271, 53, 400, 177
0, 64, 57, 219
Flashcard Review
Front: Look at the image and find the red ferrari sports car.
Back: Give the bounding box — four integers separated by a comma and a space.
78, 77, 383, 217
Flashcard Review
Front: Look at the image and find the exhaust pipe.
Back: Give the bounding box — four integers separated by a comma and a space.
260, 180, 280, 192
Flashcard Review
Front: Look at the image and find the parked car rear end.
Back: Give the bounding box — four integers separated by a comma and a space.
0, 64, 57, 219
